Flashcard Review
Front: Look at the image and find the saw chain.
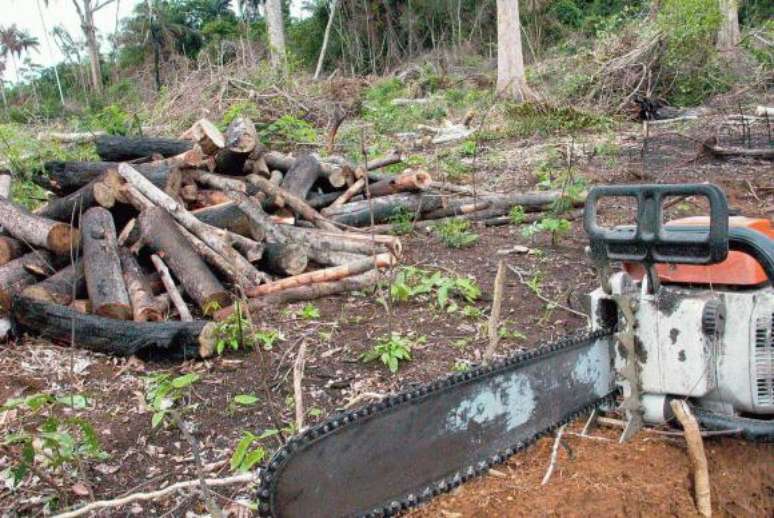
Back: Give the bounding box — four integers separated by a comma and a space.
257, 329, 617, 517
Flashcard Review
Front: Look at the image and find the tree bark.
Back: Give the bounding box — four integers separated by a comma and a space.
0, 237, 26, 266
265, 0, 287, 71
281, 154, 321, 200
223, 116, 258, 154
322, 192, 445, 227
21, 262, 85, 306
192, 201, 252, 236
314, 0, 338, 79
138, 207, 231, 312
228, 191, 291, 244
96, 135, 192, 161
262, 242, 309, 276
265, 151, 351, 188
0, 251, 54, 313
0, 198, 80, 255
496, 0, 535, 100
180, 118, 224, 156
246, 174, 339, 231
82, 207, 131, 320
11, 295, 215, 359
717, 0, 740, 50
282, 226, 397, 256
367, 169, 432, 197
117, 163, 263, 288
246, 253, 394, 297
119, 248, 163, 322
150, 254, 193, 322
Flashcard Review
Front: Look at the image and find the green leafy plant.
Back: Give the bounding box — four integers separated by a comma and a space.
143, 372, 200, 428
361, 333, 418, 373
298, 303, 320, 320
390, 267, 481, 312
462, 305, 484, 320
452, 360, 471, 372
209, 302, 281, 354
458, 139, 477, 157
509, 205, 527, 225
498, 325, 527, 341
258, 115, 317, 146
388, 207, 414, 235
2, 393, 107, 488
230, 429, 279, 472
433, 218, 479, 249
539, 217, 572, 246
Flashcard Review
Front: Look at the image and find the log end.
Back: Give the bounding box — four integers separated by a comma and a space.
136, 307, 164, 322
94, 303, 133, 321
413, 170, 433, 190
48, 224, 81, 256
198, 321, 219, 358
280, 252, 308, 276
0, 237, 24, 266
20, 285, 73, 306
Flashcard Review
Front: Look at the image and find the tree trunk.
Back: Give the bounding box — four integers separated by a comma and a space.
265, 0, 287, 71
314, 0, 339, 79
96, 135, 192, 161
717, 0, 740, 50
0, 251, 54, 313
496, 0, 535, 100
281, 154, 321, 199
11, 295, 215, 359
82, 207, 132, 320
322, 192, 445, 226
21, 262, 85, 305
40, 159, 186, 195
82, 2, 103, 94
0, 198, 80, 255
0, 236, 25, 266
138, 207, 231, 312
262, 242, 309, 276
119, 248, 163, 322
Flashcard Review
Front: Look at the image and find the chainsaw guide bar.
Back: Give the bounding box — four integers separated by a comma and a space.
257, 329, 616, 517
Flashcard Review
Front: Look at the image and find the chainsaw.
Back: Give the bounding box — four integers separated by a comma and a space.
257, 183, 774, 517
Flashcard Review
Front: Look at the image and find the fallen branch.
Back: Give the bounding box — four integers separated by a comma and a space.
508, 265, 589, 322
246, 174, 339, 231
151, 254, 193, 322
541, 424, 566, 485
670, 400, 712, 518
52, 471, 256, 518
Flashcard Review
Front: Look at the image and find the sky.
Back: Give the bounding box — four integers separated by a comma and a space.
0, 0, 307, 82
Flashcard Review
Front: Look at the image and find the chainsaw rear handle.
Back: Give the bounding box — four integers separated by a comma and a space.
583, 184, 729, 265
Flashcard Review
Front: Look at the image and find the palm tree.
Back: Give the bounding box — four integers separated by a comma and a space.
0, 57, 8, 111
0, 25, 40, 85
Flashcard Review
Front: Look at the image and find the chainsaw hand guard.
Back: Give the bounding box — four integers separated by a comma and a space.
583, 184, 729, 266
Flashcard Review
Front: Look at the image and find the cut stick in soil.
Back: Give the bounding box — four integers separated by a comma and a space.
294, 340, 308, 432
21, 262, 85, 306
670, 400, 712, 517
0, 237, 25, 266
281, 153, 321, 199
262, 242, 309, 276
118, 163, 263, 288
246, 174, 339, 231
246, 253, 395, 297
0, 251, 54, 312
119, 248, 163, 322
180, 118, 225, 155
0, 198, 80, 255
96, 135, 193, 162
367, 169, 432, 197
12, 295, 215, 359
138, 207, 231, 312
82, 207, 132, 320
483, 260, 506, 365
151, 254, 193, 322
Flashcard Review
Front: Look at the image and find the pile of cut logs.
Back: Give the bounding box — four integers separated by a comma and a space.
1, 116, 572, 358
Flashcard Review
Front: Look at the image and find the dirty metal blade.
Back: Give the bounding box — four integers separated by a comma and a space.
258, 330, 615, 517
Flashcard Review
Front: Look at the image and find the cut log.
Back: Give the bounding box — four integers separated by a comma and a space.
138, 207, 231, 312
214, 117, 259, 174
12, 295, 214, 359
180, 183, 198, 203
265, 151, 350, 188
96, 135, 193, 162
262, 242, 309, 276
282, 226, 393, 256
82, 207, 132, 321
180, 118, 225, 155
368, 169, 432, 197
327, 178, 365, 211
21, 262, 85, 305
322, 192, 445, 227
246, 253, 395, 297
150, 254, 193, 321
422, 191, 581, 221
307, 191, 343, 209
228, 191, 291, 244
38, 161, 115, 194
118, 163, 263, 288
195, 190, 231, 209
702, 142, 774, 159
192, 202, 252, 236
364, 151, 404, 171
0, 198, 80, 255
119, 248, 163, 322
0, 251, 54, 313
281, 154, 321, 199
69, 299, 92, 314
246, 174, 339, 231
0, 237, 25, 266
186, 169, 247, 193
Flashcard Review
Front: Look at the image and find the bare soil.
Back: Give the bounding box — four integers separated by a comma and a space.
1, 111, 772, 516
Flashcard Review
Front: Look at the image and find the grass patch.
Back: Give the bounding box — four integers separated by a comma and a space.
433, 218, 479, 249
505, 102, 612, 137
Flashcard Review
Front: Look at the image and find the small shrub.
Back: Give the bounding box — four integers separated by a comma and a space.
509, 205, 527, 225
143, 372, 200, 428
298, 303, 320, 320
389, 207, 414, 235
390, 267, 481, 312
433, 218, 479, 249
222, 100, 261, 127
505, 102, 611, 137
361, 333, 419, 373
230, 429, 279, 472
258, 115, 317, 146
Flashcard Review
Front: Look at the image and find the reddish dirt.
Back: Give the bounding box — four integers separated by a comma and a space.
1, 110, 772, 515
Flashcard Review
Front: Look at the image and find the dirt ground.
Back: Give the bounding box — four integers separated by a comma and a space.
1, 110, 773, 516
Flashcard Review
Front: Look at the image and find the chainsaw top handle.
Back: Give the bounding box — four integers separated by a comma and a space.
583, 184, 729, 266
